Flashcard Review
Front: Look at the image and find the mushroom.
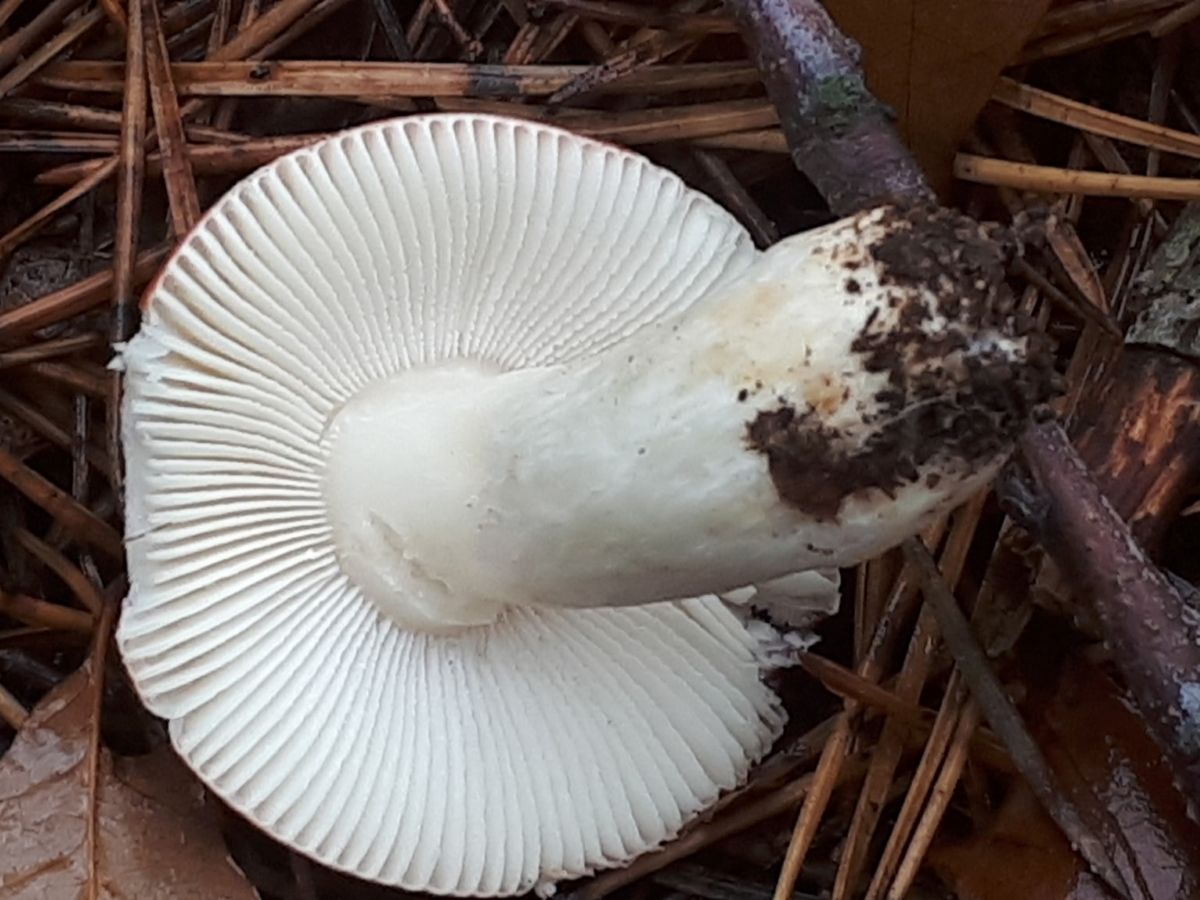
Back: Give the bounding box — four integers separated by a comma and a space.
117, 114, 1050, 896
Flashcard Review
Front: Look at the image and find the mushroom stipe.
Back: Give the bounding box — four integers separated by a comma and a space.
116, 113, 1053, 897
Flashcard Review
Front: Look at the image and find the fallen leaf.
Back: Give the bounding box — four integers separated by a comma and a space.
1037, 658, 1200, 900
930, 782, 1115, 900
0, 643, 257, 898
930, 656, 1200, 900
823, 0, 1052, 194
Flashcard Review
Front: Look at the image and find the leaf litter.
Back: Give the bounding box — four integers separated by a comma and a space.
0, 603, 256, 899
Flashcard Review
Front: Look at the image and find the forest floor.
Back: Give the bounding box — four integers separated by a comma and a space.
1, 1, 1199, 899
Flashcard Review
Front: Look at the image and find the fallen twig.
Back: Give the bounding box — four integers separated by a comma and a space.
723, 0, 933, 214
12, 528, 105, 615
114, 0, 148, 349
0, 448, 123, 560
0, 6, 105, 99
957, 153, 1200, 200
0, 0, 86, 71
144, 0, 202, 236
993, 76, 1200, 160
0, 681, 27, 729
1004, 424, 1200, 808
0, 334, 105, 369
38, 58, 763, 97
0, 592, 94, 635
903, 537, 1136, 899
0, 246, 169, 344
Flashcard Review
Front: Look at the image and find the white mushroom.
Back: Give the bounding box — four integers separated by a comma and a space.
117, 114, 1048, 896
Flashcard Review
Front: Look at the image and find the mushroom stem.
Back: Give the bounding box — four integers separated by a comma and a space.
324, 205, 1050, 632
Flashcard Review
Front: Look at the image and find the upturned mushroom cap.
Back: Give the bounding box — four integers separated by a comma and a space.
117, 114, 1049, 896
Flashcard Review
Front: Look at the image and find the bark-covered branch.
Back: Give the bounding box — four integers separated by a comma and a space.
723, 0, 934, 216
1005, 423, 1200, 805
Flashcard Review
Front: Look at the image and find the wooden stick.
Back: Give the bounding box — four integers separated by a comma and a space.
547, 30, 696, 105
576, 98, 776, 143
0, 153, 118, 263
525, 11, 579, 64
1149, 0, 1200, 34
27, 362, 110, 400
369, 0, 414, 59
723, 0, 934, 215
108, 0, 149, 511
540, 0, 736, 32
993, 76, 1200, 160
211, 0, 322, 61
1144, 29, 1181, 179
770, 520, 942, 900
772, 715, 852, 899
862, 675, 968, 900
956, 153, 1200, 200
98, 0, 128, 30
883, 699, 982, 900
144, 0, 202, 236
71, 394, 89, 524
12, 529, 105, 615
35, 133, 328, 185
1019, 12, 1159, 62
432, 96, 780, 142
0, 246, 169, 343
1038, 0, 1182, 34
1007, 423, 1200, 809
693, 127, 787, 152
0, 0, 25, 31
115, 0, 149, 346
0, 97, 245, 142
694, 149, 777, 247
0, 7, 106, 99
0, 0, 86, 70
903, 537, 1133, 898
209, 0, 233, 53
0, 681, 28, 729
0, 334, 105, 369
832, 495, 987, 899
0, 591, 94, 635
574, 767, 832, 899
577, 17, 617, 55
428, 0, 483, 58
38, 58, 764, 97
503, 20, 542, 64
0, 448, 123, 560
0, 131, 119, 153
799, 655, 931, 724
406, 0, 435, 47
0, 389, 113, 478
214, 0, 261, 129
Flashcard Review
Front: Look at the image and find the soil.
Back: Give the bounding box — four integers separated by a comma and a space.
747, 205, 1059, 520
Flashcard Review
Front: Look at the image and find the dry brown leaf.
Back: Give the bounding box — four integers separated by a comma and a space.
824, 0, 1052, 194
0, 653, 257, 899
1036, 658, 1200, 900
929, 782, 1114, 900
930, 656, 1200, 900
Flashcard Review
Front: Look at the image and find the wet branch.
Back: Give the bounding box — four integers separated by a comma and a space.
1004, 423, 1200, 804
722, 0, 934, 215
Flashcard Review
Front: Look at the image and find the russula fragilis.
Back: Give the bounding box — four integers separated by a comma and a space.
117, 114, 1051, 896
